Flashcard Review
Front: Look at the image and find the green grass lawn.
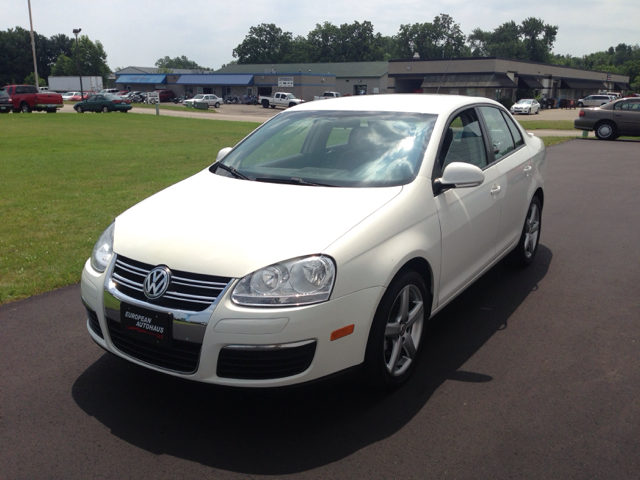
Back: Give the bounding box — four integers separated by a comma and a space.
515, 120, 574, 130
0, 113, 257, 304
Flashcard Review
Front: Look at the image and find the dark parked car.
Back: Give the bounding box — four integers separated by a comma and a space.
0, 88, 12, 113
73, 94, 133, 113
155, 89, 176, 102
574, 97, 640, 140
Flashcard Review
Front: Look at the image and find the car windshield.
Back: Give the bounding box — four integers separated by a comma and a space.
104, 94, 119, 100
517, 99, 532, 104
213, 110, 437, 188
193, 95, 204, 99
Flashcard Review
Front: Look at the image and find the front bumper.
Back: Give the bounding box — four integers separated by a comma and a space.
81, 258, 382, 387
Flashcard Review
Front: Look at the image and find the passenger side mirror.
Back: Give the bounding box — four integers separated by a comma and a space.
435, 162, 485, 192
216, 147, 233, 162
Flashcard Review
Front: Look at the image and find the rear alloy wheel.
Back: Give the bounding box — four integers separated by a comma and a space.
102, 106, 109, 113
215, 102, 220, 108
595, 121, 617, 140
509, 196, 542, 267
577, 102, 584, 108
364, 271, 428, 389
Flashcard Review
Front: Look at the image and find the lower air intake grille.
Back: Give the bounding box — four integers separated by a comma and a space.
217, 341, 316, 380
107, 319, 201, 373
86, 307, 103, 339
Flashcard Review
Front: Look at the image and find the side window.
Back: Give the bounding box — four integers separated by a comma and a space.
479, 107, 516, 161
438, 108, 487, 172
501, 111, 524, 148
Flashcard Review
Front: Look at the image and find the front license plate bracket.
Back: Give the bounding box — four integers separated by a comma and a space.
120, 303, 173, 347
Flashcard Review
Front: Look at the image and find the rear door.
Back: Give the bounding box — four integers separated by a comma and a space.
478, 106, 534, 255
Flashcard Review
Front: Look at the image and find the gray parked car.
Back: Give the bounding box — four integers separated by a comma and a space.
576, 95, 612, 108
574, 98, 640, 140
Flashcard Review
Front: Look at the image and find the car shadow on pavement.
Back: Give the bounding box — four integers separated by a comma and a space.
72, 246, 551, 475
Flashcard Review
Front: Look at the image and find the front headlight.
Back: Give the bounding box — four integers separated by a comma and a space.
90, 223, 115, 273
232, 255, 336, 307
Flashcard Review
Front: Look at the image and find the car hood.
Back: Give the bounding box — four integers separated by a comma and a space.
113, 170, 402, 278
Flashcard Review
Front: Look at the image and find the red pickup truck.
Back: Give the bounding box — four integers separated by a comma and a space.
2, 85, 64, 113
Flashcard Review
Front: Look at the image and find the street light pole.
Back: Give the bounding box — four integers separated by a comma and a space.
27, 0, 40, 89
73, 28, 83, 96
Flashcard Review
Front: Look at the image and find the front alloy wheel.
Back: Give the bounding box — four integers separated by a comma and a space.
364, 271, 427, 389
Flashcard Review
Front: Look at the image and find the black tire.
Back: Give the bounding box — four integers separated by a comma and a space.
595, 121, 617, 140
363, 270, 429, 390
46, 109, 56, 113
21, 103, 32, 113
509, 196, 542, 267
289, 102, 296, 108
577, 102, 584, 108
215, 102, 220, 108
270, 104, 276, 109
102, 106, 109, 113
535, 108, 539, 114
76, 106, 84, 113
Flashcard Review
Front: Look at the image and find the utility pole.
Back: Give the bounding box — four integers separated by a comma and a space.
27, 0, 40, 88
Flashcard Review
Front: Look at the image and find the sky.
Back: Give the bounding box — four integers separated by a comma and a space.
3, 0, 639, 72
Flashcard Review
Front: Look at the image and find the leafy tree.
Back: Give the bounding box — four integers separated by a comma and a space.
24, 72, 47, 86
393, 14, 469, 60
305, 21, 386, 62
232, 24, 294, 64
50, 35, 110, 84
0, 27, 74, 85
155, 55, 207, 70
468, 18, 557, 62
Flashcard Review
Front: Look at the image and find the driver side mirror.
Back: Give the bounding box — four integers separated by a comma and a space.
434, 162, 485, 194
216, 147, 232, 162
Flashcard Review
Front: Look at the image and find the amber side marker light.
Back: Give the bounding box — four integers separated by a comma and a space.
330, 324, 355, 341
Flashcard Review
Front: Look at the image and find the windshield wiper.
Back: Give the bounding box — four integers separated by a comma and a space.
214, 162, 250, 180
255, 177, 335, 187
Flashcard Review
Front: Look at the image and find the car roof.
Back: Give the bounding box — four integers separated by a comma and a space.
291, 94, 502, 115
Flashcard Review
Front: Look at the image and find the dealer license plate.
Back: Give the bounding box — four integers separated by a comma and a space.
121, 303, 172, 347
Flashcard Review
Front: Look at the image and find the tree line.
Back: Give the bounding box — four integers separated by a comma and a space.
1, 15, 639, 90
232, 16, 559, 64
231, 16, 639, 89
0, 27, 110, 87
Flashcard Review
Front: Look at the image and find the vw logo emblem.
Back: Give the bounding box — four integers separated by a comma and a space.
143, 266, 171, 299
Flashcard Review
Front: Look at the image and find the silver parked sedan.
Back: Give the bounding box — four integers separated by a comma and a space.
510, 99, 540, 115
574, 97, 640, 140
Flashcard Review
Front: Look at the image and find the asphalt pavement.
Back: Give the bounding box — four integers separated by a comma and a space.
1, 139, 639, 479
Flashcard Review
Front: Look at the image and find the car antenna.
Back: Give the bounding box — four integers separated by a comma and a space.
437, 56, 454, 94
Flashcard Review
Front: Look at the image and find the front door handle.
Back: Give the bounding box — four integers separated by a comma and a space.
490, 184, 501, 196
524, 165, 532, 176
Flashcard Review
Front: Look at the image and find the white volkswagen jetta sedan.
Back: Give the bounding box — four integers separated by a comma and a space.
82, 94, 546, 389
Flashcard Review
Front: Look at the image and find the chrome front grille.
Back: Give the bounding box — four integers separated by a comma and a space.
111, 255, 233, 312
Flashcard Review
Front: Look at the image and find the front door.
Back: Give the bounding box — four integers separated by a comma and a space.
433, 108, 503, 306
614, 99, 640, 135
